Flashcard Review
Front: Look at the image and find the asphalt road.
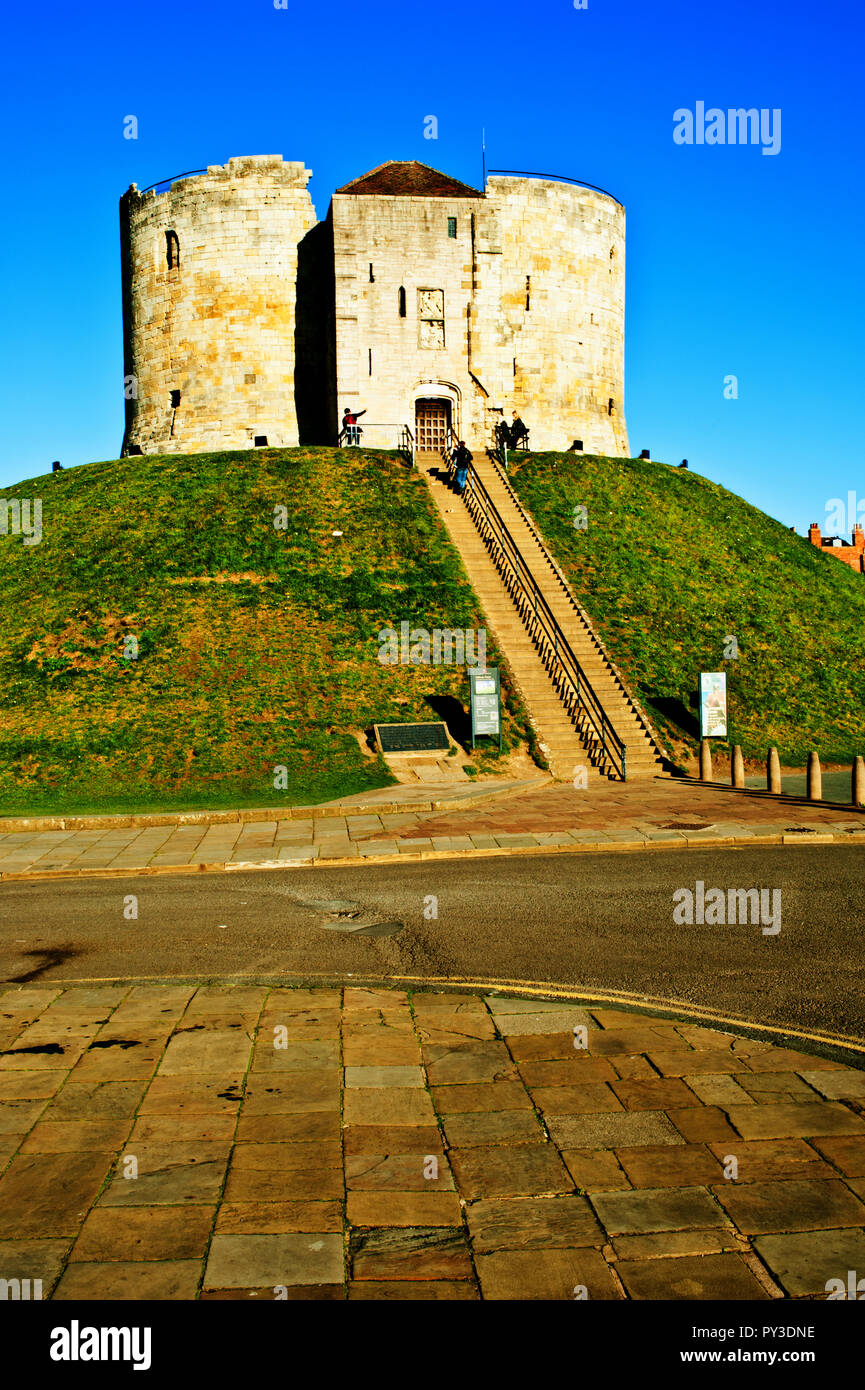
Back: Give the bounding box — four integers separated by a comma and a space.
1, 847, 863, 1051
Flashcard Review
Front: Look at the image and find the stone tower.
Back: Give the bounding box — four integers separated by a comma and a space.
120, 156, 317, 455
331, 162, 628, 455
480, 174, 629, 455
120, 156, 629, 458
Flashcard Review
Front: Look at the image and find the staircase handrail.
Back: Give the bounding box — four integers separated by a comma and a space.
446, 453, 627, 780
399, 424, 416, 466
484, 455, 668, 763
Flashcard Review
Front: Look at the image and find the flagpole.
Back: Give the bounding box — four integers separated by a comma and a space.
482, 128, 486, 187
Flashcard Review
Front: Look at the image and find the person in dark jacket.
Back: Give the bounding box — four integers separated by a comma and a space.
510, 414, 528, 447
453, 441, 472, 493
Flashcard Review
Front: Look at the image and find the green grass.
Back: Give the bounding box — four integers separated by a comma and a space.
0, 448, 534, 814
505, 452, 865, 765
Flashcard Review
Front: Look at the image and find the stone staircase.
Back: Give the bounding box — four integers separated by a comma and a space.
418, 450, 666, 781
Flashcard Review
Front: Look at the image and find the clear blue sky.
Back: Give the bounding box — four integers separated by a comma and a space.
1, 0, 862, 532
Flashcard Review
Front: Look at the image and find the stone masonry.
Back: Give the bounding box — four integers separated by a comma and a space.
1, 982, 863, 1300
120, 158, 629, 458
332, 166, 628, 455
120, 157, 317, 455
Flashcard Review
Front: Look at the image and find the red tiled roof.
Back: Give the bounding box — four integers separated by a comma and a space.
334, 160, 483, 198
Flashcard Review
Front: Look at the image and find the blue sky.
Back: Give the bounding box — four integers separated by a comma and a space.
0, 0, 862, 532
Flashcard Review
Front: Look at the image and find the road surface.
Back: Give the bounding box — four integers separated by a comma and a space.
1, 846, 862, 1052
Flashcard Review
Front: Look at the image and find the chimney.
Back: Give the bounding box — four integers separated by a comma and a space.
808, 522, 822, 547
853, 523, 865, 551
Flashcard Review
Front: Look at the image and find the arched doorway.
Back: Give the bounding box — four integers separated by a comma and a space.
415, 397, 451, 453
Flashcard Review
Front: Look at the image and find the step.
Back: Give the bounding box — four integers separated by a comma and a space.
480, 526, 661, 728
423, 462, 661, 780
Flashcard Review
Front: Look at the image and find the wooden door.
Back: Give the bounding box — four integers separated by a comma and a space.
415, 399, 450, 452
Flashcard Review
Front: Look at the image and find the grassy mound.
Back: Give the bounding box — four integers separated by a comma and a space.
0, 448, 532, 814
506, 452, 865, 765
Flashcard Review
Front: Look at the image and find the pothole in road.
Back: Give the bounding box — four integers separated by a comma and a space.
320, 920, 404, 938
297, 898, 364, 915
295, 896, 405, 938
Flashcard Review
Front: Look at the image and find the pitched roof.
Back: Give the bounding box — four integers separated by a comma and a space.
334, 160, 483, 198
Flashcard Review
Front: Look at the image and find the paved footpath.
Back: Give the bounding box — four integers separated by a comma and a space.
0, 779, 862, 880
1, 982, 864, 1300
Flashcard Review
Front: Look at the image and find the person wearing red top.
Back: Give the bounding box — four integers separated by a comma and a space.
342, 407, 366, 446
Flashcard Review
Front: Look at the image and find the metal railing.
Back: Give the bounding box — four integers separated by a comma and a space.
138, 169, 209, 195
444, 450, 627, 780
490, 423, 530, 468
486, 168, 623, 208
335, 422, 416, 465
398, 424, 415, 466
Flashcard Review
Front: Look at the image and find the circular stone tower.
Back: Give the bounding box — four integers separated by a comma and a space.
120, 155, 317, 456
483, 175, 629, 456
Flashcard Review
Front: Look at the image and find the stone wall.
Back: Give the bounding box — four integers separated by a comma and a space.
477, 178, 629, 455
330, 190, 486, 449
331, 176, 629, 455
120, 156, 317, 455
120, 158, 629, 459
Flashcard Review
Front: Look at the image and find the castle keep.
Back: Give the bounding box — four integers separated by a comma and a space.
120, 156, 629, 458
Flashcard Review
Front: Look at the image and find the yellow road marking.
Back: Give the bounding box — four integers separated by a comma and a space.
8, 970, 864, 1056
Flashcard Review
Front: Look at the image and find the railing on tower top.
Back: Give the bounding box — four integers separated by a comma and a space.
485, 169, 623, 208
439, 432, 626, 782
138, 169, 209, 195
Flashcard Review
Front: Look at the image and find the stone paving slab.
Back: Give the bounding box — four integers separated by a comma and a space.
1, 778, 863, 881
0, 982, 863, 1299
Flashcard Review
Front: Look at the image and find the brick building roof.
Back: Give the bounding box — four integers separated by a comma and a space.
334, 160, 483, 198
